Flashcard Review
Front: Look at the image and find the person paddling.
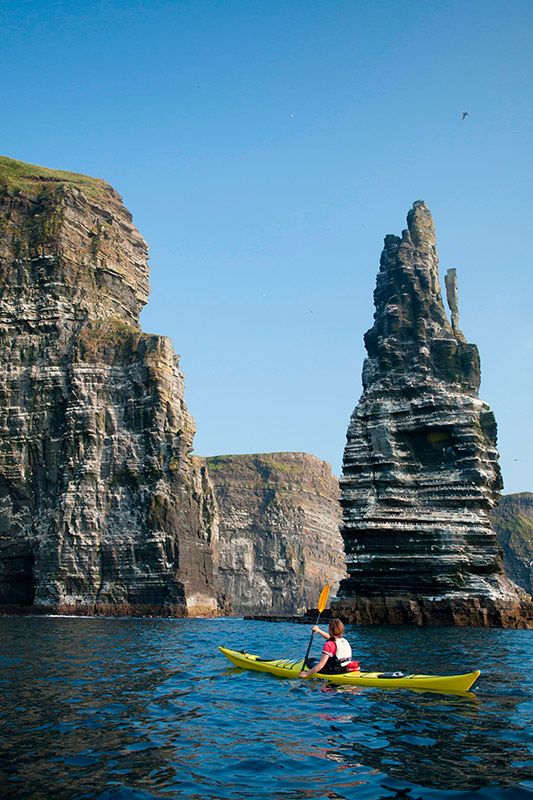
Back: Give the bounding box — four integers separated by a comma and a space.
299, 618, 354, 678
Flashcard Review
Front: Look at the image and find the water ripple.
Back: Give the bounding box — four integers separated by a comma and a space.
0, 617, 532, 800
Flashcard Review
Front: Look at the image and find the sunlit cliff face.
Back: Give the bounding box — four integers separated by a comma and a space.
0, 157, 217, 616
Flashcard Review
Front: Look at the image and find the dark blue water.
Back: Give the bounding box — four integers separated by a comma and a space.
0, 618, 532, 800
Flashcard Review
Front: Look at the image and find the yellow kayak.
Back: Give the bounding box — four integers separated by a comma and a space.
219, 646, 480, 694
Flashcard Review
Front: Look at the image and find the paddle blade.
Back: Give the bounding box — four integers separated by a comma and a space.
317, 584, 331, 613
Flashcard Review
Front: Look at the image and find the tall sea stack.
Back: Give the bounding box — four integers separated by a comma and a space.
334, 201, 532, 627
0, 156, 218, 615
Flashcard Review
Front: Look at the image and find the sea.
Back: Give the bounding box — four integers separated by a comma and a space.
0, 616, 531, 800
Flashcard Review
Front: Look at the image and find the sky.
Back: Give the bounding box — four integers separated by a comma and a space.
1, 0, 532, 493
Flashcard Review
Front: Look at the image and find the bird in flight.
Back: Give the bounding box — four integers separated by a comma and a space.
461, 111, 469, 120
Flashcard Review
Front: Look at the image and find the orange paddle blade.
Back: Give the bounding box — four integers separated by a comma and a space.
317, 584, 331, 613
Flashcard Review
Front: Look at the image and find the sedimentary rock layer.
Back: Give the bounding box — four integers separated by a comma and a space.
0, 156, 217, 616
206, 452, 346, 614
491, 493, 533, 595
333, 201, 532, 628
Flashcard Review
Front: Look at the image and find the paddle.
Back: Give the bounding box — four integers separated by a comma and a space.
303, 583, 331, 668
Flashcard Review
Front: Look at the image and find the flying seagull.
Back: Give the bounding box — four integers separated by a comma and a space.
461, 111, 469, 120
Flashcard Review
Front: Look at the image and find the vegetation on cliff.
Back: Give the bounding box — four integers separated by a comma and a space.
0, 155, 111, 200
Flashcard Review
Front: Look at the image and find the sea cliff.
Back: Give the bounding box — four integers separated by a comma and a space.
491, 493, 533, 596
206, 452, 346, 614
0, 156, 218, 616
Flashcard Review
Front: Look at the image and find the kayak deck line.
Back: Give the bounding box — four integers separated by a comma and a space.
219, 646, 481, 694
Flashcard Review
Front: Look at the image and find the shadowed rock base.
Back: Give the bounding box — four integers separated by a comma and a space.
333, 594, 533, 628
0, 601, 218, 618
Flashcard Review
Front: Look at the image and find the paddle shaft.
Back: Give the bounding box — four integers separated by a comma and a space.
303, 611, 323, 667
303, 583, 331, 669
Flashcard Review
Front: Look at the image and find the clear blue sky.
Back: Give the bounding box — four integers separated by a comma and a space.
2, 0, 532, 493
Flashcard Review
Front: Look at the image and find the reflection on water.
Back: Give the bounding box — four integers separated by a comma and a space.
0, 617, 531, 799
324, 690, 530, 792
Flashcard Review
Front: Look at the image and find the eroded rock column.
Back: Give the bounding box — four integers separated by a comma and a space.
333, 201, 533, 628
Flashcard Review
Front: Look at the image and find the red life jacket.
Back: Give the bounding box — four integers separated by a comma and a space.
321, 637, 355, 674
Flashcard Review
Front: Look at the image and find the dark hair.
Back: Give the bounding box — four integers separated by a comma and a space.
328, 618, 345, 637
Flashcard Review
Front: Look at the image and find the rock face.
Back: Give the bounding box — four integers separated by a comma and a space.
334, 201, 532, 628
491, 494, 533, 595
0, 156, 218, 616
206, 452, 346, 614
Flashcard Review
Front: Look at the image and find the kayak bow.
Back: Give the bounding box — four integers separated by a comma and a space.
219, 646, 480, 694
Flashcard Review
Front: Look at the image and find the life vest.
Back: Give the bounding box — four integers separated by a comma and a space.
321, 637, 353, 675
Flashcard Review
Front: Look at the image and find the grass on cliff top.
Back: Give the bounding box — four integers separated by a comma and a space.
206, 453, 306, 475
0, 155, 111, 200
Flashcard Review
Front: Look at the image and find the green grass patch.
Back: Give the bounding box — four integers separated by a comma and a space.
205, 457, 233, 471
0, 155, 111, 200
259, 457, 300, 475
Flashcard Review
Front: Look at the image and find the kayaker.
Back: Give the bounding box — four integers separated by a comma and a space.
299, 618, 353, 678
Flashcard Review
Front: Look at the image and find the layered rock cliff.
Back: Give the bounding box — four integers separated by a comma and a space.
491, 493, 533, 595
334, 201, 532, 627
0, 156, 218, 615
206, 452, 346, 614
